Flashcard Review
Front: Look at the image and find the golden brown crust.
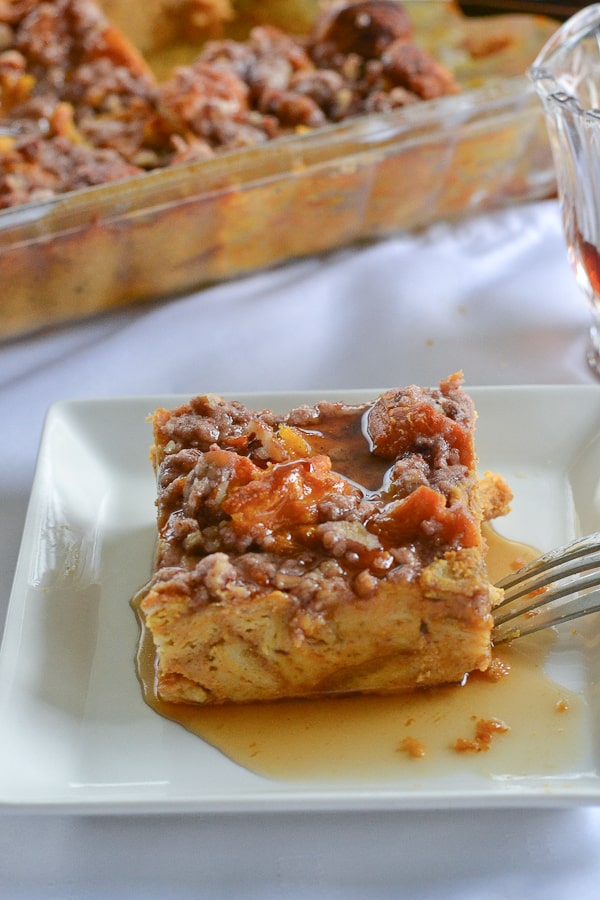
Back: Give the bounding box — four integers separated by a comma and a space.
479, 470, 513, 522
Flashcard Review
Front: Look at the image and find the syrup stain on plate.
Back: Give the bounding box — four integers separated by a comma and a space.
133, 526, 586, 783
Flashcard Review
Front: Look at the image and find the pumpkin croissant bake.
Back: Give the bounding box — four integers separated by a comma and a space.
137, 373, 512, 705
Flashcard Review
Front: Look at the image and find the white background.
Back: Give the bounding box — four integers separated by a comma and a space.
2, 198, 600, 898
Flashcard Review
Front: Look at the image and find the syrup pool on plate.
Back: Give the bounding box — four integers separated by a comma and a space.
133, 526, 586, 783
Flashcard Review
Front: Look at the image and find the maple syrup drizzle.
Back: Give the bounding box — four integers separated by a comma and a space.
132, 524, 586, 782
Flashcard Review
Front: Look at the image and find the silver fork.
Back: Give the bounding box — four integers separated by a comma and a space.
492, 531, 600, 643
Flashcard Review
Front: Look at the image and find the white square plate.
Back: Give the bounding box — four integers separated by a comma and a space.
2, 386, 600, 813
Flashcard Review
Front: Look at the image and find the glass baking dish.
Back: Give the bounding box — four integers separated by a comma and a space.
0, 0, 558, 340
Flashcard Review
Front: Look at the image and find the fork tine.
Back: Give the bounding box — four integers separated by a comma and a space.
493, 567, 600, 625
495, 531, 600, 594
492, 530, 600, 643
495, 549, 600, 605
492, 586, 600, 643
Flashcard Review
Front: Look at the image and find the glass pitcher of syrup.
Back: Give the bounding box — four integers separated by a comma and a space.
529, 4, 600, 376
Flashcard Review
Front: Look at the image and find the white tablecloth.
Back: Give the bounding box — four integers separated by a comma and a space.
1, 198, 599, 898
